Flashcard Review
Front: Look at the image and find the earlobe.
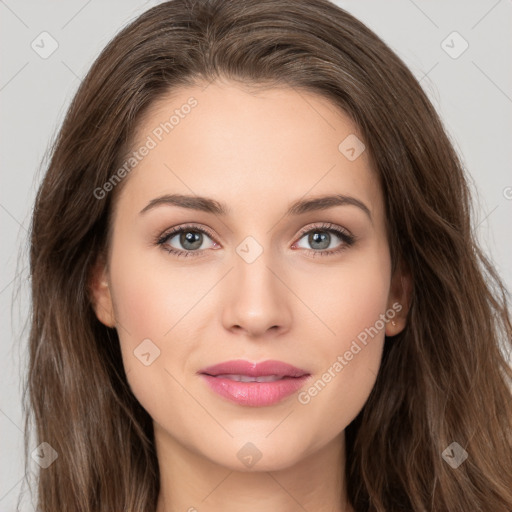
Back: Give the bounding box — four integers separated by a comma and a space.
88, 257, 116, 328
385, 264, 412, 337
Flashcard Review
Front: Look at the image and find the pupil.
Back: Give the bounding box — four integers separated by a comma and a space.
181, 231, 202, 250
310, 231, 329, 250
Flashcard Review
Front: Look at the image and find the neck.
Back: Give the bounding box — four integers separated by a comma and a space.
154, 425, 353, 512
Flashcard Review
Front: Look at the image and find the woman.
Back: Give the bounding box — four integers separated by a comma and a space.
25, 0, 512, 510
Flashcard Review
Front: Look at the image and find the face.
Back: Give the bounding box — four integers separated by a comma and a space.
91, 78, 408, 472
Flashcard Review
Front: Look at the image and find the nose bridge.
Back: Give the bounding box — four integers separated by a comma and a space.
221, 234, 291, 335
234, 235, 279, 303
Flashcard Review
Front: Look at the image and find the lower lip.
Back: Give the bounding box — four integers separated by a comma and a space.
200, 374, 310, 407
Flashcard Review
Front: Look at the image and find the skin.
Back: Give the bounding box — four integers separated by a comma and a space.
90, 78, 410, 512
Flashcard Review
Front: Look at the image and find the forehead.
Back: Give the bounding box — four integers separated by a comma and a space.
114, 79, 382, 221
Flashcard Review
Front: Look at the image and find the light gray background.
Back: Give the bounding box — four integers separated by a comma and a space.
1, 1, 511, 510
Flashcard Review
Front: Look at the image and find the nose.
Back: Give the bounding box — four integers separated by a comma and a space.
221, 248, 292, 339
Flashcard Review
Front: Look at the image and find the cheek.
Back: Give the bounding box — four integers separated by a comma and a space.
297, 242, 391, 355
292, 246, 391, 432
107, 245, 231, 449
107, 244, 204, 411
109, 240, 211, 342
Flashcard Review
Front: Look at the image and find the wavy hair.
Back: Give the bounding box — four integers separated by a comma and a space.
24, 0, 512, 510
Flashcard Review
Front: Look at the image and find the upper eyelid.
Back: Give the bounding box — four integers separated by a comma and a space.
296, 222, 351, 237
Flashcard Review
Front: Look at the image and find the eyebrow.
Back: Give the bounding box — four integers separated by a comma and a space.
139, 193, 372, 220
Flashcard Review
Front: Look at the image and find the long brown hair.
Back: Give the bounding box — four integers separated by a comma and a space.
24, 0, 512, 510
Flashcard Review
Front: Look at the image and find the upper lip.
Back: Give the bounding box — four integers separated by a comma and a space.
199, 359, 309, 378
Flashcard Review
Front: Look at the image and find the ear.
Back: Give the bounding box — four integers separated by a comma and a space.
385, 261, 412, 337
88, 254, 116, 328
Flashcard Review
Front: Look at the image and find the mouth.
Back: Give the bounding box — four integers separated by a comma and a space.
198, 359, 311, 407
212, 374, 288, 382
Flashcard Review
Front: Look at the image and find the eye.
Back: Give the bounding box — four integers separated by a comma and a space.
156, 224, 218, 258
156, 222, 356, 258
293, 223, 356, 257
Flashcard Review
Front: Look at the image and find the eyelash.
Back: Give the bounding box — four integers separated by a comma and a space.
155, 222, 356, 259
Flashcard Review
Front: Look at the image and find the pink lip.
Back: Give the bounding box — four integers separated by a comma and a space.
198, 359, 311, 407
